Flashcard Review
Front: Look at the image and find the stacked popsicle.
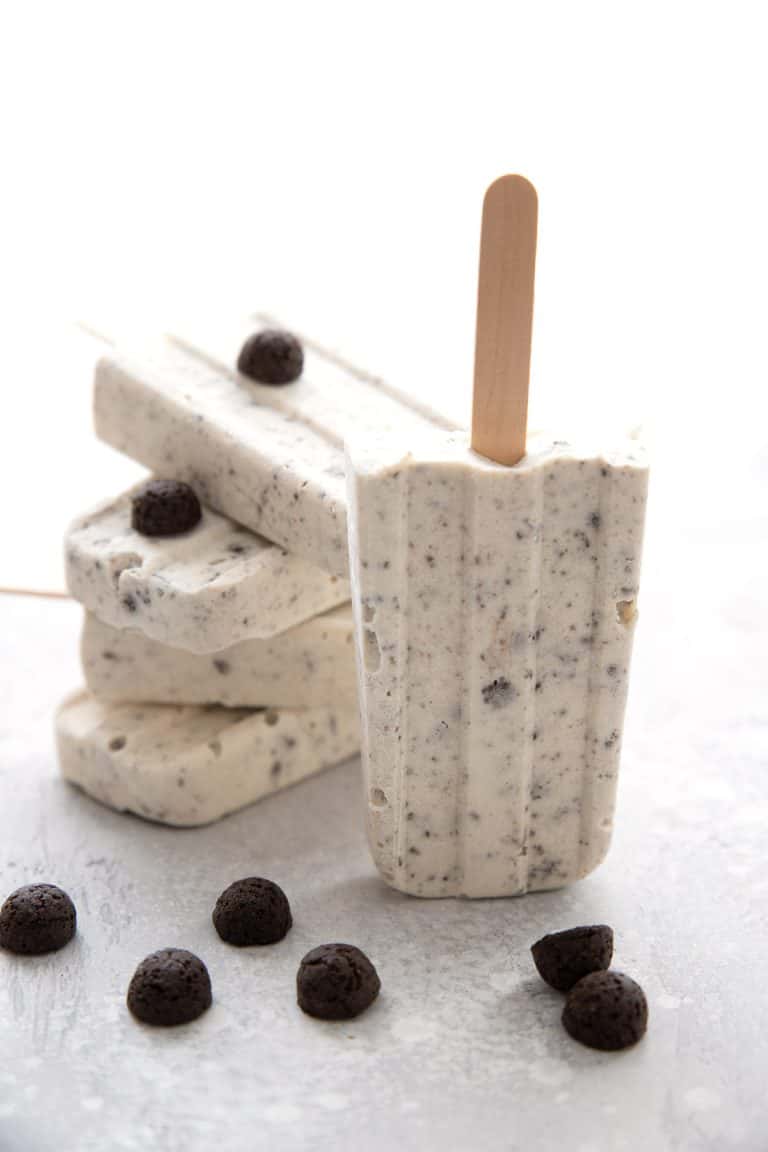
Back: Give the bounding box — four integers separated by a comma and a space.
57, 319, 452, 825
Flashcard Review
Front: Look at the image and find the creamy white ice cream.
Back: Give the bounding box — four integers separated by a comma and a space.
81, 606, 356, 709
56, 691, 359, 826
65, 484, 349, 652
347, 429, 648, 898
93, 318, 455, 577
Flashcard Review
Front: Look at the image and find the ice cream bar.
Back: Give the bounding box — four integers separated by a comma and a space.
56, 691, 359, 826
93, 317, 456, 577
346, 176, 649, 897
81, 605, 356, 709
348, 429, 647, 896
65, 484, 349, 652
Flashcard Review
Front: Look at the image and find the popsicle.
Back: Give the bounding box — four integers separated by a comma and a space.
81, 605, 356, 709
93, 317, 456, 577
65, 483, 349, 652
56, 691, 359, 826
346, 176, 649, 898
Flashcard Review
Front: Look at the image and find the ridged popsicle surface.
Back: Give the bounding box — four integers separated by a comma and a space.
347, 430, 648, 897
94, 317, 455, 577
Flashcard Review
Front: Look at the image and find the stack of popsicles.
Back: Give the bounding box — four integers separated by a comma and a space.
57, 175, 649, 898
56, 316, 455, 826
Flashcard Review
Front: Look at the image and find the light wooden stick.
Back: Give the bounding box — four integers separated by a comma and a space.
0, 587, 70, 600
471, 174, 538, 465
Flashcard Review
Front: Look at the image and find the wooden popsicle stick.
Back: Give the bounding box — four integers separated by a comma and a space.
0, 587, 70, 600
471, 174, 538, 465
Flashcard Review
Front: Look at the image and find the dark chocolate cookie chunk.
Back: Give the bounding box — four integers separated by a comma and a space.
531, 924, 613, 992
297, 943, 380, 1020
0, 883, 77, 955
562, 970, 648, 1050
127, 948, 212, 1026
131, 480, 202, 537
237, 329, 304, 385
212, 877, 292, 946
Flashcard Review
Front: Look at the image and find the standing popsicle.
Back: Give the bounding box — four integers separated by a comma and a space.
346, 176, 649, 897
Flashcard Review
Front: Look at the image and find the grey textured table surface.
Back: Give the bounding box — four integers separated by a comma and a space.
1, 444, 767, 1151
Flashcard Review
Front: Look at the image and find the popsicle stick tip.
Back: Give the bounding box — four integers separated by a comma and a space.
483, 173, 538, 209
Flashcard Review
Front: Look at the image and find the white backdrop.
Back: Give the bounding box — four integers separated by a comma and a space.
1, 11, 767, 1149
1, 1, 766, 588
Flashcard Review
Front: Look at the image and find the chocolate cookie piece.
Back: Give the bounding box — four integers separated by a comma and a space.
0, 883, 77, 955
297, 943, 380, 1020
212, 877, 292, 946
127, 948, 212, 1026
131, 480, 202, 537
562, 970, 648, 1050
237, 329, 304, 385
531, 924, 613, 992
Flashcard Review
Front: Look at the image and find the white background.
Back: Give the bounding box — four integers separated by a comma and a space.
0, 8, 767, 1150
1, 1, 767, 589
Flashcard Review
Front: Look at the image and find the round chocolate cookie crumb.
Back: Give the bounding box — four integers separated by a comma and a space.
0, 883, 77, 955
562, 970, 648, 1050
131, 480, 202, 537
297, 943, 380, 1020
531, 924, 614, 992
237, 329, 304, 385
127, 948, 212, 1026
212, 877, 292, 946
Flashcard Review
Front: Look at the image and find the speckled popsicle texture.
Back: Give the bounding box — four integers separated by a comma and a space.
65, 485, 350, 652
56, 691, 360, 826
81, 606, 357, 710
347, 430, 648, 898
93, 317, 455, 578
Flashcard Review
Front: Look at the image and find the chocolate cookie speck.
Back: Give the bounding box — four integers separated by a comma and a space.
237, 329, 304, 385
131, 480, 202, 537
297, 943, 380, 1020
0, 883, 77, 955
531, 924, 614, 992
127, 948, 212, 1026
212, 877, 292, 946
562, 970, 648, 1050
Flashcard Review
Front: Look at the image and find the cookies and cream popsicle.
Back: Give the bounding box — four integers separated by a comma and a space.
56, 691, 359, 826
81, 605, 356, 709
347, 176, 649, 897
65, 483, 349, 652
93, 318, 455, 577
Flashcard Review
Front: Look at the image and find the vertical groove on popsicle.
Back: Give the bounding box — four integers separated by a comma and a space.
458, 463, 546, 897
454, 470, 474, 893
574, 459, 648, 879
391, 465, 411, 889
393, 461, 468, 894
521, 457, 599, 889
517, 469, 546, 894
348, 451, 397, 886
171, 314, 458, 453
252, 313, 459, 435
576, 465, 610, 879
